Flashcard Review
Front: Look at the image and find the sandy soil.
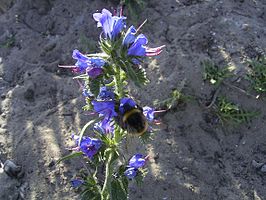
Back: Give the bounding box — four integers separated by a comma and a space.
0, 0, 266, 199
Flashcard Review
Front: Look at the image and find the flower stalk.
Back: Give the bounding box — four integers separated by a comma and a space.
101, 151, 114, 200
58, 7, 164, 199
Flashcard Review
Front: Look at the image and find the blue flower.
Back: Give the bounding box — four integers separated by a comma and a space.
92, 100, 117, 130
94, 120, 114, 135
143, 106, 155, 122
97, 86, 115, 100
93, 8, 126, 40
124, 167, 137, 179
71, 179, 84, 188
129, 154, 146, 168
80, 137, 102, 158
127, 34, 148, 56
123, 25, 136, 46
72, 49, 105, 78
124, 27, 165, 57
72, 135, 102, 159
87, 67, 104, 79
92, 87, 117, 133
119, 97, 136, 115
124, 154, 147, 179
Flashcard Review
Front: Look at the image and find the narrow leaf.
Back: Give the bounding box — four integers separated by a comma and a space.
56, 152, 83, 165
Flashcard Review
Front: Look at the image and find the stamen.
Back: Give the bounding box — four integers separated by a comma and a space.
136, 19, 147, 33
154, 110, 167, 113
58, 65, 76, 68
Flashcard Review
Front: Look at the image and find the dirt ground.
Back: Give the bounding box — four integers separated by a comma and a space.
0, 0, 266, 199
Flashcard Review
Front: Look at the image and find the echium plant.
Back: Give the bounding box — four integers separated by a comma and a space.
59, 8, 164, 200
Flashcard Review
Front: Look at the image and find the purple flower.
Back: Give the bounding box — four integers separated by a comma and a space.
72, 49, 105, 78
124, 27, 165, 57
129, 154, 146, 168
127, 34, 148, 56
97, 86, 115, 100
124, 154, 147, 179
92, 100, 117, 118
71, 179, 84, 188
92, 87, 116, 133
119, 97, 136, 115
93, 8, 126, 40
80, 137, 102, 158
123, 25, 136, 46
124, 167, 137, 179
143, 106, 155, 122
72, 135, 102, 159
94, 120, 114, 135
92, 100, 117, 130
86, 67, 103, 79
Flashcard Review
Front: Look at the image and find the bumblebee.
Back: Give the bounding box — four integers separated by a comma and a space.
120, 106, 149, 136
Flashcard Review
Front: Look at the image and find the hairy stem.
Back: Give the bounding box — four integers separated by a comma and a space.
101, 151, 114, 200
114, 64, 123, 98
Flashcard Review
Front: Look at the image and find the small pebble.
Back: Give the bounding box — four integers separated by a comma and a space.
48, 160, 55, 168
1, 94, 6, 99
260, 165, 266, 173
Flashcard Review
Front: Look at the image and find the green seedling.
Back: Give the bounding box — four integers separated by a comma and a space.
154, 89, 190, 110
202, 60, 232, 85
0, 34, 15, 48
246, 56, 266, 93
215, 97, 259, 125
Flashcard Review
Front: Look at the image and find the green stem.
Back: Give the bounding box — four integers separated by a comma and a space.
101, 151, 114, 200
114, 64, 123, 98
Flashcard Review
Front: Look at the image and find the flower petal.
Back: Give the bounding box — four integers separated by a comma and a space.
129, 154, 146, 168
119, 98, 136, 115
123, 25, 137, 46
71, 179, 84, 188
128, 34, 148, 56
143, 106, 155, 122
124, 167, 137, 179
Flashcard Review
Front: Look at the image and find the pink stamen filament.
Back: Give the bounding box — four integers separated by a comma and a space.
154, 110, 167, 113
136, 19, 147, 33
58, 65, 77, 68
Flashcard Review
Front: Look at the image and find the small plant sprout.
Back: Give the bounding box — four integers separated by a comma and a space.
0, 34, 15, 48
58, 7, 164, 200
214, 97, 259, 125
154, 89, 190, 110
202, 60, 232, 86
247, 56, 266, 94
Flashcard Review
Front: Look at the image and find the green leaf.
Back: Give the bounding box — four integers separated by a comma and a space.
56, 152, 83, 165
89, 76, 102, 97
86, 53, 109, 59
100, 39, 112, 55
121, 60, 149, 87
111, 178, 128, 200
81, 176, 101, 200
135, 168, 148, 186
